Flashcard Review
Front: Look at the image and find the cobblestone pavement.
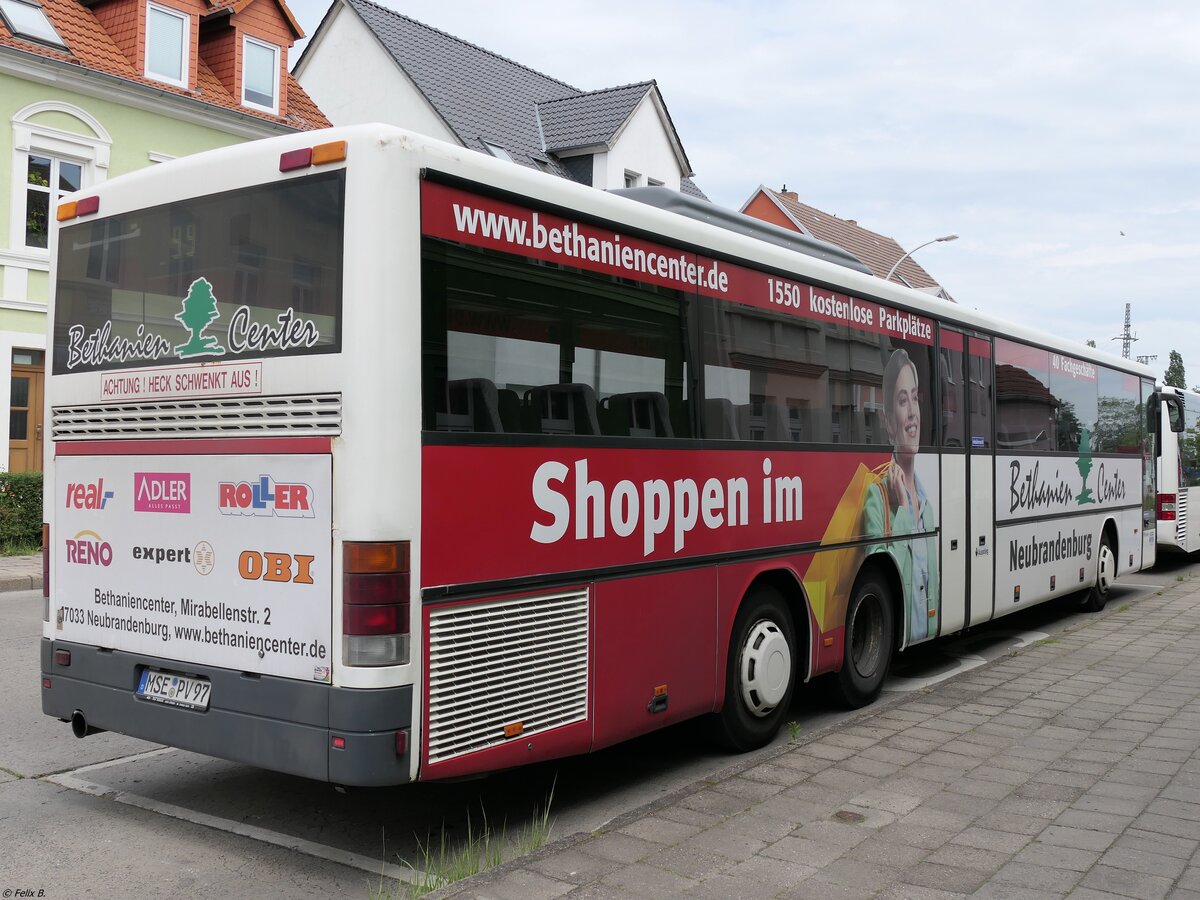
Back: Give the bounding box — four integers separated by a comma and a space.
0, 552, 41, 592
436, 579, 1200, 899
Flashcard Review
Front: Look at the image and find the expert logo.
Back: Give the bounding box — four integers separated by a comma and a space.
218, 475, 314, 519
65, 479, 113, 510
134, 472, 190, 514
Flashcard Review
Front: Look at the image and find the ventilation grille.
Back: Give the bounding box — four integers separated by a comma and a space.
1178, 490, 1188, 547
51, 394, 342, 440
427, 589, 589, 765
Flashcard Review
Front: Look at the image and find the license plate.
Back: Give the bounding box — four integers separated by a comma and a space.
137, 668, 211, 710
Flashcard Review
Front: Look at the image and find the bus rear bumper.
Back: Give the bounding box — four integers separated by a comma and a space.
41, 638, 413, 787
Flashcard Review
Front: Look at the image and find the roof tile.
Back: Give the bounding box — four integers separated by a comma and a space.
335, 0, 698, 191
0, 0, 328, 130
763, 188, 943, 290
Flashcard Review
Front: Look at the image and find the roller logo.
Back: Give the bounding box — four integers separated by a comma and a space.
218, 475, 314, 518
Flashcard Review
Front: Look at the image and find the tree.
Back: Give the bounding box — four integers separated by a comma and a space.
174, 277, 226, 358
1085, 339, 1097, 348
1165, 350, 1186, 388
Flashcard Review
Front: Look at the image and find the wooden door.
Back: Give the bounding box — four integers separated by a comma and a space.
9, 363, 44, 473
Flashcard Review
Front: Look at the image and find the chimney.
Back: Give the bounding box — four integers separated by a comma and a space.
779, 184, 798, 202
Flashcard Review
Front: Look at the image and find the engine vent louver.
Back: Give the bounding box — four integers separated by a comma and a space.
427, 589, 589, 765
52, 394, 341, 440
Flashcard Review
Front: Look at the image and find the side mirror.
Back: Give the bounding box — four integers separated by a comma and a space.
1149, 391, 1185, 435
1167, 394, 1185, 433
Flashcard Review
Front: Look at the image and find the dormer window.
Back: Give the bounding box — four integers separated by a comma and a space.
242, 36, 280, 113
146, 3, 189, 88
482, 141, 511, 161
0, 0, 66, 48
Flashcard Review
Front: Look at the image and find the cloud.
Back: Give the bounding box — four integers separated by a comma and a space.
289, 0, 1200, 372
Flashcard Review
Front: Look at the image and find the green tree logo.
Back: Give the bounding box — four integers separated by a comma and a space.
1076, 427, 1095, 505
174, 277, 226, 358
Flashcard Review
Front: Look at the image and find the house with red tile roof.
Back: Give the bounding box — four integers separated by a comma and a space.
0, 0, 329, 472
742, 185, 955, 301
293, 0, 704, 197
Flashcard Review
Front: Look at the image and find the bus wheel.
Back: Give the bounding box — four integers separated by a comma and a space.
833, 574, 894, 708
1081, 533, 1115, 612
710, 585, 796, 752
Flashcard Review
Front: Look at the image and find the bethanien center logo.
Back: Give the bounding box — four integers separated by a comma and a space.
174, 277, 227, 359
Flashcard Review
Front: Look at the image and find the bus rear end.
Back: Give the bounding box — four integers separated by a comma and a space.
40, 128, 416, 786
1158, 388, 1200, 553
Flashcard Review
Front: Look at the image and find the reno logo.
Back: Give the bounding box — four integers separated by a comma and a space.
65, 530, 113, 567
134, 472, 191, 514
65, 479, 113, 510
218, 476, 314, 518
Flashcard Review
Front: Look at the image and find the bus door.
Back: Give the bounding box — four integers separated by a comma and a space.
938, 330, 994, 632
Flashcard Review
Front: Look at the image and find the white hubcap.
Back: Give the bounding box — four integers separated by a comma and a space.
1097, 543, 1114, 595
739, 619, 792, 717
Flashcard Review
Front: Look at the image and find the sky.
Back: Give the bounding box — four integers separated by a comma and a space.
287, 1, 1199, 386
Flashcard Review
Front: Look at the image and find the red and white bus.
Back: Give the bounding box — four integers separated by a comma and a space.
1157, 387, 1200, 553
41, 125, 1175, 786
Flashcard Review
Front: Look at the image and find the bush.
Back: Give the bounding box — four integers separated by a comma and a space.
0, 472, 43, 552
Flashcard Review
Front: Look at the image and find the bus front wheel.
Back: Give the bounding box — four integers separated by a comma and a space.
1081, 532, 1115, 612
710, 585, 796, 752
832, 574, 895, 708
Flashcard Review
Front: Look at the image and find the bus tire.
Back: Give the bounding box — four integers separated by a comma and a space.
1081, 532, 1115, 612
832, 573, 895, 709
710, 584, 796, 752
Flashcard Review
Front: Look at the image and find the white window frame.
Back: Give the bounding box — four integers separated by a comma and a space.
0, 0, 67, 48
145, 2, 190, 89
241, 35, 280, 114
624, 170, 642, 189
6, 103, 111, 305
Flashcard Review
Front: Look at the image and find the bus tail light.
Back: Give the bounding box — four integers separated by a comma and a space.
343, 541, 410, 667
42, 523, 50, 620
1158, 493, 1177, 520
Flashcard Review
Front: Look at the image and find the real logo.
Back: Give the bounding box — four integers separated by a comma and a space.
65, 479, 113, 510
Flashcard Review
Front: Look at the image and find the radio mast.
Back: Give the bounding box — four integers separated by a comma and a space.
1111, 302, 1138, 359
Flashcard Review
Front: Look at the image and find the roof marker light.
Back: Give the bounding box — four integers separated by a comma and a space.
76, 196, 99, 216
57, 201, 78, 222
312, 140, 347, 165
279, 147, 313, 172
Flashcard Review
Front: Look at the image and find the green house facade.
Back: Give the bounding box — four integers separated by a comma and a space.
1, 0, 327, 471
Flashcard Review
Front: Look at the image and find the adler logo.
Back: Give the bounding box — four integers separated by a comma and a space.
134, 472, 190, 514
65, 479, 113, 510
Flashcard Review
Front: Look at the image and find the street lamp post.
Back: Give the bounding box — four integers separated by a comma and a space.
884, 234, 958, 282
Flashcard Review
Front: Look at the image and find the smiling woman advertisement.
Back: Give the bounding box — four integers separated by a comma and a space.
864, 348, 940, 640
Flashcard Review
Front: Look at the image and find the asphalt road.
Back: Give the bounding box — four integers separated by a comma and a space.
2, 551, 1194, 897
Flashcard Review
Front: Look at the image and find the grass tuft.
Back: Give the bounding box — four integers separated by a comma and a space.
372, 781, 556, 899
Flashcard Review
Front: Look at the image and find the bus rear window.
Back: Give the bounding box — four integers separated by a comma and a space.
53, 170, 344, 375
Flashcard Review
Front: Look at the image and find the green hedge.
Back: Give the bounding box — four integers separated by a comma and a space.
0, 472, 43, 551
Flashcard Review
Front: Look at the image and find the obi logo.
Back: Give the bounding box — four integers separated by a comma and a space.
238, 550, 315, 584
218, 476, 314, 518
65, 479, 113, 510
65, 530, 113, 566
134, 472, 191, 514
